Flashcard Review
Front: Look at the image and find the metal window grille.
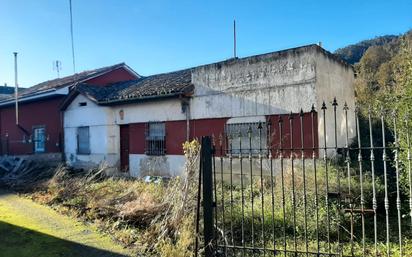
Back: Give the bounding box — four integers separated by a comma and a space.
225, 122, 267, 156
145, 122, 165, 155
77, 126, 90, 154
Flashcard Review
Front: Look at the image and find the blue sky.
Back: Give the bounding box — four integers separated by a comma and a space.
0, 0, 411, 88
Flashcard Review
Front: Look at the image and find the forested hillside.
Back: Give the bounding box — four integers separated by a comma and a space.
335, 35, 398, 64
336, 29, 412, 190
334, 29, 412, 109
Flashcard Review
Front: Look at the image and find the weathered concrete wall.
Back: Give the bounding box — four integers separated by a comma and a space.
190, 47, 318, 119
315, 51, 356, 150
191, 45, 356, 152
6, 153, 63, 166
129, 154, 186, 177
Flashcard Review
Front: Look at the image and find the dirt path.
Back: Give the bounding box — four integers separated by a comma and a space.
0, 190, 135, 257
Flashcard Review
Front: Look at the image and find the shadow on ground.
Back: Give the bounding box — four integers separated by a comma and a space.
0, 221, 130, 257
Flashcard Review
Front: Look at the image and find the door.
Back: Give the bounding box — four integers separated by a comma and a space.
120, 125, 130, 172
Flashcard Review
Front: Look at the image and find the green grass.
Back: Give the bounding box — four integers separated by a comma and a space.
0, 190, 133, 257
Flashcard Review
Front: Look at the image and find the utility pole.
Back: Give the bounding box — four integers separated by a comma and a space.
233, 19, 237, 58
13, 52, 19, 125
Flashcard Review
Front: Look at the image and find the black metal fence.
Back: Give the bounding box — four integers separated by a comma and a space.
197, 100, 412, 257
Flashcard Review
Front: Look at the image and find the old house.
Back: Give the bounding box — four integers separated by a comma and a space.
0, 63, 139, 160
61, 44, 356, 177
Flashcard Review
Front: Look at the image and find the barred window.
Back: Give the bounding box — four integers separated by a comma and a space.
77, 126, 90, 155
145, 122, 165, 155
226, 122, 267, 155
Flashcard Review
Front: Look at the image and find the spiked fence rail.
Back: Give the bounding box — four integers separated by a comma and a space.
196, 99, 412, 257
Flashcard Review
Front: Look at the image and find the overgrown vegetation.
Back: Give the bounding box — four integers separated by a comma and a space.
213, 161, 412, 256
16, 140, 202, 257
354, 30, 412, 111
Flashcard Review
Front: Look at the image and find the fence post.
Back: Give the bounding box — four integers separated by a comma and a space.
201, 136, 214, 257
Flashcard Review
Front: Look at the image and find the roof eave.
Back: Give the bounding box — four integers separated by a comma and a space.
0, 86, 69, 107
98, 93, 184, 106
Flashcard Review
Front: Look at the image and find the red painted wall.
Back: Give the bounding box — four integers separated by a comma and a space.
0, 67, 138, 156
0, 96, 64, 155
165, 120, 187, 155
129, 123, 145, 154
86, 68, 137, 86
267, 112, 318, 158
127, 114, 317, 158
128, 118, 229, 155
190, 118, 228, 156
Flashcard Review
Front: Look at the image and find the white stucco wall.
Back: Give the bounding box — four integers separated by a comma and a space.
64, 95, 186, 173
129, 154, 186, 177
111, 98, 186, 124
64, 94, 119, 168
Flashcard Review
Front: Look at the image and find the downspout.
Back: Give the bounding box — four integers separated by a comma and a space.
181, 96, 190, 142
60, 109, 65, 162
14, 52, 30, 136
186, 99, 190, 141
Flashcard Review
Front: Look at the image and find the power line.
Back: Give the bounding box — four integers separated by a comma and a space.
69, 0, 76, 74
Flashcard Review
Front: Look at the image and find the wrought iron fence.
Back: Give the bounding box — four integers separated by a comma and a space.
197, 100, 412, 257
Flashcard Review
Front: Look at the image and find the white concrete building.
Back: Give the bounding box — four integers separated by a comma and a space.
61, 44, 356, 177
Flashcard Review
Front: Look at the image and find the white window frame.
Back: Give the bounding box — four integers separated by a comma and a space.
33, 126, 46, 153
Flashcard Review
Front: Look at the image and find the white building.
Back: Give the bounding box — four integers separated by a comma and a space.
61, 44, 356, 177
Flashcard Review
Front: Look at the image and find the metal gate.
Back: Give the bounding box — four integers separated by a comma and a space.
197, 100, 412, 257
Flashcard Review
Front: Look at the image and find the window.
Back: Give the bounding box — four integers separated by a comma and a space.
79, 102, 87, 107
145, 122, 165, 155
77, 126, 90, 154
33, 126, 46, 153
225, 122, 267, 155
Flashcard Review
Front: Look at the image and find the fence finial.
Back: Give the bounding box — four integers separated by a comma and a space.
355, 104, 360, 114
311, 104, 316, 113
332, 97, 338, 106
289, 111, 294, 120
300, 108, 304, 117
321, 101, 327, 110
343, 102, 349, 111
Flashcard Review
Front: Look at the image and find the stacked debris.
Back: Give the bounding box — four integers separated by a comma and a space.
0, 156, 56, 191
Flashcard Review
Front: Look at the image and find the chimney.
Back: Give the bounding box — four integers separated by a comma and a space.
318, 41, 323, 48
